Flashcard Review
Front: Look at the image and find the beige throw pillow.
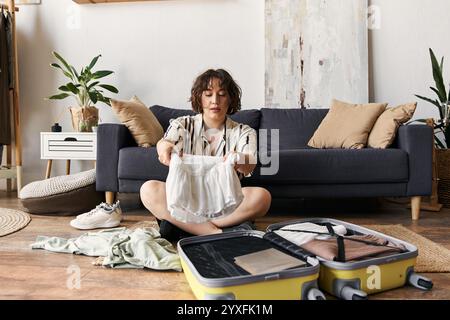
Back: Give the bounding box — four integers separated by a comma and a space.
110, 96, 164, 147
367, 103, 417, 149
308, 99, 387, 149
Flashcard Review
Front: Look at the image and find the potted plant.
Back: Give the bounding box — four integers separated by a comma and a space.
48, 51, 119, 132
416, 49, 450, 147
415, 48, 450, 206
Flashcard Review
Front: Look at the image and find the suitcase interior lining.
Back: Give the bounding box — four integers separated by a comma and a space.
182, 236, 309, 279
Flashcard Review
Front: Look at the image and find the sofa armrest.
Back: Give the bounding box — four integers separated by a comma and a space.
96, 124, 136, 192
397, 125, 433, 196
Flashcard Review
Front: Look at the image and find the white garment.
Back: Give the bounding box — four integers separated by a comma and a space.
275, 222, 347, 246
166, 153, 244, 224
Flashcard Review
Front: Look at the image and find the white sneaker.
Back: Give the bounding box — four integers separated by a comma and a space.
70, 201, 123, 230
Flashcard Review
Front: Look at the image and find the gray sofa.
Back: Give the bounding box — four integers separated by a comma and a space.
96, 105, 433, 220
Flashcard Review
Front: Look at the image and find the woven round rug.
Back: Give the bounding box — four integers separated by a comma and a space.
0, 208, 31, 237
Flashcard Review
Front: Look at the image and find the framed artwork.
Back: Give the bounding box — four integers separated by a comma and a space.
265, 0, 369, 109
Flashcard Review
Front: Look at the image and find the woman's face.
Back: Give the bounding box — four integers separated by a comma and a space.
201, 77, 230, 123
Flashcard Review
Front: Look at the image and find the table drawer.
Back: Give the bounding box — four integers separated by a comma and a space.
41, 133, 97, 160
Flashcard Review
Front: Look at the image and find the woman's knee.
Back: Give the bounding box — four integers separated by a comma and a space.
257, 188, 272, 216
245, 187, 271, 218
140, 180, 161, 203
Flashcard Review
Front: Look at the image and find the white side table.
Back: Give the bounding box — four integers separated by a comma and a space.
40, 132, 97, 179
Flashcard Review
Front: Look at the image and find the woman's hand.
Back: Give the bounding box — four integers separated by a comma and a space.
224, 152, 256, 176
157, 139, 175, 167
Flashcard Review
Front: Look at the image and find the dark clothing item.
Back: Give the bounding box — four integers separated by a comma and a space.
5, 12, 14, 89
156, 219, 256, 242
0, 11, 12, 145
157, 219, 194, 242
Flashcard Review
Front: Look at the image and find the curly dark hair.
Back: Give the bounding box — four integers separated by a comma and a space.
190, 69, 242, 115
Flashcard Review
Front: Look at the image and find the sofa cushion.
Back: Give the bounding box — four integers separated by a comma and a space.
118, 146, 262, 185
150, 105, 261, 132
118, 147, 169, 181
110, 97, 164, 147
260, 108, 329, 150
368, 103, 417, 149
308, 100, 387, 149
254, 149, 408, 185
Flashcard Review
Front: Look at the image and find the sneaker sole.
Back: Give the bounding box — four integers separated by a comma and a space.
70, 219, 122, 230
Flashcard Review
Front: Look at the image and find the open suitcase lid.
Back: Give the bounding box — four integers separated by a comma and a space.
265, 218, 418, 270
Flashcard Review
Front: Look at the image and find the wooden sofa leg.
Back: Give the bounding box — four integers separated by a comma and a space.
411, 196, 421, 221
106, 192, 116, 204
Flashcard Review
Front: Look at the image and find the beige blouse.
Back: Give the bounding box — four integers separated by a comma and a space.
161, 113, 257, 177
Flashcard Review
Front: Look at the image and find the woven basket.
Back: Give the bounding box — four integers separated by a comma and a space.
436, 149, 450, 207
437, 149, 450, 179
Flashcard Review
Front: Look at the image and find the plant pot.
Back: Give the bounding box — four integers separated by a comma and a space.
69, 106, 99, 132
436, 149, 450, 207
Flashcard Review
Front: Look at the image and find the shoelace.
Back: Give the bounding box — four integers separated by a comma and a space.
81, 203, 111, 217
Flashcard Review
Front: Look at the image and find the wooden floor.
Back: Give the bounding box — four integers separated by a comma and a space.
1, 191, 450, 300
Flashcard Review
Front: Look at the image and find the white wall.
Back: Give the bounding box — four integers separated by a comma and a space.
3, 0, 264, 188
3, 0, 450, 190
370, 0, 450, 121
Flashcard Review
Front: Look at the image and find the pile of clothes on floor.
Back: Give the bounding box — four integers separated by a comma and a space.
31, 223, 182, 272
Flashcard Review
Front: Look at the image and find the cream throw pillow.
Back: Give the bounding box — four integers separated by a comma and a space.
308, 99, 387, 149
367, 103, 417, 149
110, 96, 164, 147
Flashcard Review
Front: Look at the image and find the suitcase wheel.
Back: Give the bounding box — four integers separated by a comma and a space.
407, 272, 433, 291
340, 286, 368, 300
306, 288, 326, 300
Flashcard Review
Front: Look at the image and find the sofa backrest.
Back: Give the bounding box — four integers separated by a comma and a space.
150, 105, 261, 131
260, 108, 329, 150
150, 105, 196, 131
150, 105, 329, 150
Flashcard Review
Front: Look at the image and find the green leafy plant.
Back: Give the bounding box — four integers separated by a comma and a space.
48, 51, 118, 107
415, 48, 450, 148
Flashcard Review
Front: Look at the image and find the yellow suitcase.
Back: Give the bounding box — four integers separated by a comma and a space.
178, 230, 325, 300
267, 218, 433, 300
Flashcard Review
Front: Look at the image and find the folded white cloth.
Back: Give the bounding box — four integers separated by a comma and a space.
275, 222, 347, 246
166, 153, 244, 224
